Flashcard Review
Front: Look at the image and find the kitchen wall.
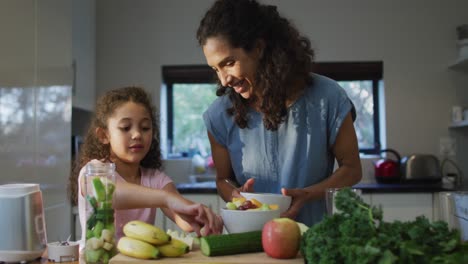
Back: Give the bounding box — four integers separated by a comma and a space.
95, 0, 468, 185
0, 0, 73, 242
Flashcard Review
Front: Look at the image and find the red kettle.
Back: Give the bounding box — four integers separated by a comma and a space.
374, 149, 401, 183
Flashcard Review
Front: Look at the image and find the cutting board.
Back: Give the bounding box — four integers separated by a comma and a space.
110, 250, 304, 264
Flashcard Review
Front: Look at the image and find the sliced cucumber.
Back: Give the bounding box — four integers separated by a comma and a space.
92, 177, 107, 202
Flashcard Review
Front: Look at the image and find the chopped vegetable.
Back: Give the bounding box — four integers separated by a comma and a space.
85, 176, 116, 264
102, 242, 114, 251
92, 177, 107, 202
93, 221, 104, 238
167, 229, 197, 250
86, 195, 98, 210
105, 182, 115, 201
101, 229, 114, 242
85, 249, 103, 263
86, 237, 104, 250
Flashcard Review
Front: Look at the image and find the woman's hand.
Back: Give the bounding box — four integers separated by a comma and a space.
280, 187, 308, 219
231, 178, 255, 198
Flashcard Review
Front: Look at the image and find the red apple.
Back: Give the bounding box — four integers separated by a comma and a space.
262, 218, 300, 259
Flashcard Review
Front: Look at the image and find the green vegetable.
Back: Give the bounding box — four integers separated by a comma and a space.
93, 221, 104, 238
104, 223, 115, 234
96, 208, 114, 223
300, 187, 468, 264
86, 213, 97, 230
86, 229, 94, 239
92, 177, 107, 202
85, 248, 104, 263
106, 182, 115, 201
86, 195, 98, 210
200, 231, 262, 256
101, 251, 110, 264
98, 201, 113, 210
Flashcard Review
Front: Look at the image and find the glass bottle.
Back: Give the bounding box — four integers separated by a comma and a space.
83, 162, 116, 264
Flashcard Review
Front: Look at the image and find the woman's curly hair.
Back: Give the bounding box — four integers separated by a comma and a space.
196, 0, 314, 130
68, 86, 162, 205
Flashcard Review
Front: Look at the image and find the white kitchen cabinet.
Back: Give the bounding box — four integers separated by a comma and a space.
448, 56, 468, 129
368, 193, 433, 222
72, 0, 96, 111
154, 194, 220, 232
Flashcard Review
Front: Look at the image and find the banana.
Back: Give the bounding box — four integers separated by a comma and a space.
117, 236, 159, 259
157, 238, 189, 257
123, 220, 170, 245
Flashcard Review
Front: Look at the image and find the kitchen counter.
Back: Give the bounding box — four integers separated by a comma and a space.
110, 251, 303, 263
176, 181, 218, 194
33, 245, 303, 264
354, 182, 456, 193
176, 181, 457, 194
31, 258, 76, 264
32, 250, 303, 264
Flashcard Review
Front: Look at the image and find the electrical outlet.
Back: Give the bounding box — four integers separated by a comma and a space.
440, 137, 456, 157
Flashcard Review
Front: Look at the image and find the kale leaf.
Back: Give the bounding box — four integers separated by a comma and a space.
300, 187, 468, 264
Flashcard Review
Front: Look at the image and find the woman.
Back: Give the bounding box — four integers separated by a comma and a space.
197, 0, 362, 226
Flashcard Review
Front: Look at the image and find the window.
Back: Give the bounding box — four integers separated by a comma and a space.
162, 65, 217, 158
312, 62, 383, 154
162, 62, 383, 158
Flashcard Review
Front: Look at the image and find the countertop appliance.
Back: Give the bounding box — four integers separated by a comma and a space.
374, 149, 402, 183
401, 154, 442, 182
0, 183, 47, 262
438, 192, 468, 241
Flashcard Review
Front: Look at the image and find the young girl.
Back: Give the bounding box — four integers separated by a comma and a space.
69, 86, 223, 244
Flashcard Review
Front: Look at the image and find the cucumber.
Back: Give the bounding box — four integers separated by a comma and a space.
92, 177, 107, 202
200, 231, 263, 256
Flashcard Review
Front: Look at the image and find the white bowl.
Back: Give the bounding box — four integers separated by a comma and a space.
221, 208, 280, 233
240, 192, 292, 213
47, 241, 79, 262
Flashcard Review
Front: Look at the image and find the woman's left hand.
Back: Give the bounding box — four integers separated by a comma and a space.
280, 187, 308, 219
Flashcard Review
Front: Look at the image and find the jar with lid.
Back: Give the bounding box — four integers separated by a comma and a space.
83, 162, 116, 264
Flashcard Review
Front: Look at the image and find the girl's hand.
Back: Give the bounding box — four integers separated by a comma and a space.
231, 178, 255, 198
280, 187, 308, 219
166, 197, 223, 236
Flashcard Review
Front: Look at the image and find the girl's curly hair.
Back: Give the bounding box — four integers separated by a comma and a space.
196, 0, 314, 130
68, 86, 162, 205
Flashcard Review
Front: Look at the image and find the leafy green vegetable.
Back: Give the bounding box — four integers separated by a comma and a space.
300, 188, 468, 264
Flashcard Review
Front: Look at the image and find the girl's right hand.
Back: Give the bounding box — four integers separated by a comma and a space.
166, 196, 223, 236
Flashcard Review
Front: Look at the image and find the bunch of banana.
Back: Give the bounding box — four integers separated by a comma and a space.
123, 220, 170, 245
157, 238, 190, 257
117, 220, 189, 259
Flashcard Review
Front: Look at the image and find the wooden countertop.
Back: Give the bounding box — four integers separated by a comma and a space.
32, 249, 303, 264
110, 250, 304, 264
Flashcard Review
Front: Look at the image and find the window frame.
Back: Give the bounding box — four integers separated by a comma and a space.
312, 62, 383, 154
162, 61, 383, 155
